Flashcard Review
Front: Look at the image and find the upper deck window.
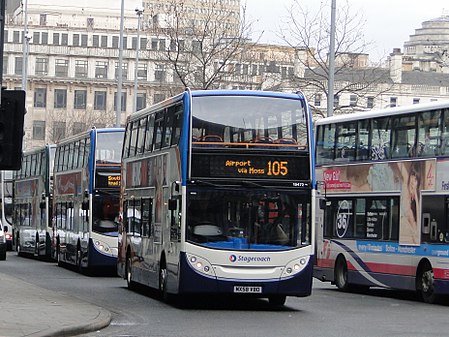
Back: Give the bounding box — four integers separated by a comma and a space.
191, 95, 308, 150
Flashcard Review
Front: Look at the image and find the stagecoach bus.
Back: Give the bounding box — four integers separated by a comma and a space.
53, 128, 124, 272
12, 145, 55, 259
118, 89, 316, 305
314, 100, 449, 303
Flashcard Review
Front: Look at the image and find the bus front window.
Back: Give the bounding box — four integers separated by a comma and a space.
186, 189, 310, 250
92, 195, 119, 236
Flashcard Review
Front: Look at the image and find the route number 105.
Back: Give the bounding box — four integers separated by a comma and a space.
267, 161, 288, 176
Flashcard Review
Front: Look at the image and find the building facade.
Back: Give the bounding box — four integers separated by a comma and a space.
4, 1, 449, 150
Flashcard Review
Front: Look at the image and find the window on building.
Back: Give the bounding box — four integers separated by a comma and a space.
41, 32, 48, 45
154, 64, 166, 82
314, 94, 321, 107
34, 88, 47, 108
75, 60, 88, 78
55, 59, 68, 77
14, 57, 22, 75
95, 61, 108, 79
390, 97, 397, 107
35, 58, 48, 75
53, 33, 59, 45
73, 122, 85, 135
92, 35, 99, 47
115, 62, 128, 80
367, 96, 374, 109
94, 91, 107, 110
137, 63, 147, 80
334, 94, 340, 108
122, 37, 127, 49
61, 33, 68, 46
136, 93, 146, 111
3, 56, 7, 75
53, 122, 66, 141
132, 37, 137, 50
101, 36, 108, 48
74, 90, 87, 109
40, 14, 47, 25
140, 37, 147, 50
350, 95, 357, 107
413, 98, 420, 104
13, 31, 20, 43
54, 89, 67, 109
87, 17, 94, 29
33, 120, 46, 140
73, 34, 80, 46
112, 36, 119, 48
81, 34, 88, 47
114, 92, 127, 112
32, 32, 40, 44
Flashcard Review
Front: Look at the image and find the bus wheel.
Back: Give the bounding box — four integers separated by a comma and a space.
126, 255, 135, 290
335, 256, 350, 291
76, 246, 83, 273
268, 295, 286, 306
57, 244, 63, 267
418, 262, 436, 304
34, 235, 39, 257
159, 259, 168, 302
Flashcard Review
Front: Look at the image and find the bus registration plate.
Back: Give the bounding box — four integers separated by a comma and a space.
233, 286, 262, 293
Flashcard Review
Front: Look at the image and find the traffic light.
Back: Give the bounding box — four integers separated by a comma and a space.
0, 90, 26, 170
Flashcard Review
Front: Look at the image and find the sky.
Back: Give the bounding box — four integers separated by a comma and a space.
246, 0, 449, 61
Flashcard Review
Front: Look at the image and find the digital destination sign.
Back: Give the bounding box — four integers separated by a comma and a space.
191, 154, 309, 181
96, 173, 121, 188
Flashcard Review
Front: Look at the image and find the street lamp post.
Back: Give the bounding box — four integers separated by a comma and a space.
116, 0, 125, 127
22, 0, 30, 91
327, 0, 336, 117
133, 7, 144, 113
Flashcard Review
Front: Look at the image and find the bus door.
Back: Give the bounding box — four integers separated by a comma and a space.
168, 182, 182, 258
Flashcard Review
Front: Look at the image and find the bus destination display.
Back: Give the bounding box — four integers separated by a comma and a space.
192, 154, 308, 180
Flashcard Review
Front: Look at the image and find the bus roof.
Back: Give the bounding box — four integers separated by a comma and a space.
55, 127, 124, 146
128, 89, 307, 122
315, 100, 449, 125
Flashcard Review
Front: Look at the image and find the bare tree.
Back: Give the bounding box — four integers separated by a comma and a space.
280, 0, 392, 116
45, 107, 116, 144
147, 0, 255, 90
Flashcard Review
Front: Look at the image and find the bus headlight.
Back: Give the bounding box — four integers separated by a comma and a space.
281, 256, 310, 279
186, 254, 216, 277
93, 239, 115, 256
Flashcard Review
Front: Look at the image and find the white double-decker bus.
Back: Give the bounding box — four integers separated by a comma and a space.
314, 100, 449, 303
118, 89, 316, 305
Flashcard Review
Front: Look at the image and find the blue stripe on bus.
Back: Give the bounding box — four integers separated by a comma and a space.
332, 240, 372, 272
181, 90, 190, 186
354, 240, 449, 257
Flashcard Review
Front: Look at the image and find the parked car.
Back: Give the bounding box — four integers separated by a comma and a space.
0, 221, 6, 260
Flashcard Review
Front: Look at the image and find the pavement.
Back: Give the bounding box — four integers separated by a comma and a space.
0, 272, 112, 337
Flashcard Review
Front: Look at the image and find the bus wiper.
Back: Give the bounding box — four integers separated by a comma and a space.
192, 179, 220, 187
241, 180, 266, 189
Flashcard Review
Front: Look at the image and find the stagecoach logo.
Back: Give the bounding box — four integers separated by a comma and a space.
229, 255, 271, 263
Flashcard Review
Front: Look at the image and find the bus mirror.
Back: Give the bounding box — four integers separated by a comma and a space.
319, 199, 327, 210
171, 181, 181, 195
3, 225, 8, 233
168, 199, 177, 211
